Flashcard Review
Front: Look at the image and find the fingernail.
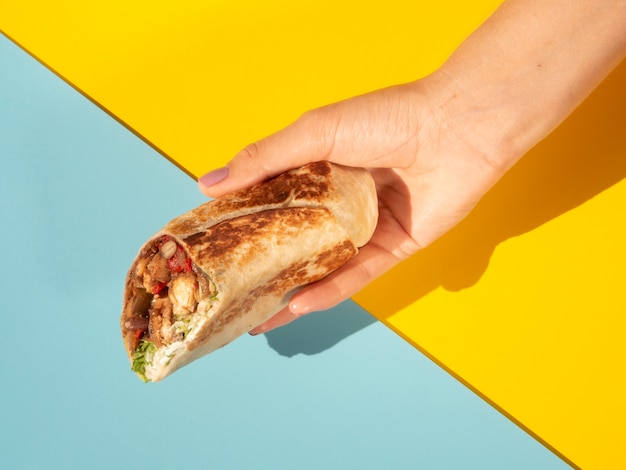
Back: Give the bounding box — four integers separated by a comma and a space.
289, 301, 311, 316
198, 167, 229, 188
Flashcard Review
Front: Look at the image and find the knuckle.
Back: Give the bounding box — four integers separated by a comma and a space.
236, 141, 262, 162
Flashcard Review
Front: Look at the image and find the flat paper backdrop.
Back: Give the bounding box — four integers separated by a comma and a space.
2, 1, 625, 467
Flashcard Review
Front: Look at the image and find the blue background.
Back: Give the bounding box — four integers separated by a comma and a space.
0, 34, 569, 469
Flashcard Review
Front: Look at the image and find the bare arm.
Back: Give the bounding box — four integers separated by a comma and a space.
434, 0, 626, 170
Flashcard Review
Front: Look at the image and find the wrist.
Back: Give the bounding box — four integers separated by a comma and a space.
417, 68, 529, 180
422, 0, 626, 177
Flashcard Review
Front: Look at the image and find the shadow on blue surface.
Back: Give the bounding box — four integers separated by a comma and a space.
264, 300, 377, 356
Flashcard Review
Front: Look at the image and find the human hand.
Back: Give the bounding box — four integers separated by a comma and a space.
198, 0, 626, 333
198, 78, 512, 333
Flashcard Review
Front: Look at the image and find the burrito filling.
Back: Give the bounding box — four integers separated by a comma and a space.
123, 236, 217, 380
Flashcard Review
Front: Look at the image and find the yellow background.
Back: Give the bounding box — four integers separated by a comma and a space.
2, 1, 625, 468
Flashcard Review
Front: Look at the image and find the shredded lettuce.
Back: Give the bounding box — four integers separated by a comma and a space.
174, 316, 192, 338
131, 340, 157, 383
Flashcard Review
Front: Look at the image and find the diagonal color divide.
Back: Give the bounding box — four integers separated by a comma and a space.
2, 2, 625, 468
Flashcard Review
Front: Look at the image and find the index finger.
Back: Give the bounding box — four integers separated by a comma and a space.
198, 110, 334, 198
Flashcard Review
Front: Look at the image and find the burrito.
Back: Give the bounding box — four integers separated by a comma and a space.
121, 162, 378, 382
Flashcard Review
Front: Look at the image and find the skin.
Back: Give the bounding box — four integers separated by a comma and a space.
199, 0, 626, 334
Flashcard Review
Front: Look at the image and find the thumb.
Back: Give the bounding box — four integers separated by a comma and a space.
198, 111, 334, 198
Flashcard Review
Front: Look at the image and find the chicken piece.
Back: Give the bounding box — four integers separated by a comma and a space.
169, 272, 199, 318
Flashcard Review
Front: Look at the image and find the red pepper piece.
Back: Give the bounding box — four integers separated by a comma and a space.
132, 329, 144, 350
167, 245, 188, 273
152, 281, 168, 295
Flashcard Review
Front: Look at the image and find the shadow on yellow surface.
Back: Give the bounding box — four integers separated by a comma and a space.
256, 60, 626, 358
356, 60, 626, 319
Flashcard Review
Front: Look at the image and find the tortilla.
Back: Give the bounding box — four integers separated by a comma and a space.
120, 162, 377, 382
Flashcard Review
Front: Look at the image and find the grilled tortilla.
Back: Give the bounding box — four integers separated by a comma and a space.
121, 162, 377, 382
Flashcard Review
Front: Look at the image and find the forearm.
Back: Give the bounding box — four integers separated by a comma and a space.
430, 0, 626, 170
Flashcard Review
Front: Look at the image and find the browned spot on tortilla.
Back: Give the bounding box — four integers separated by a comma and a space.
183, 207, 332, 262
164, 162, 338, 239
309, 161, 331, 176
249, 239, 356, 303
215, 161, 332, 210
188, 239, 357, 349
313, 239, 357, 273
170, 214, 207, 234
